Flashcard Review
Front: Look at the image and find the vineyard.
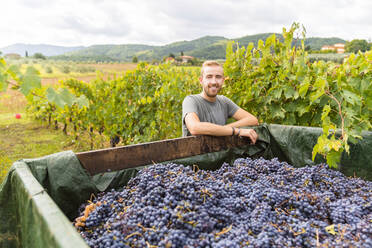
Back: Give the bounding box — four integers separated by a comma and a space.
25, 63, 200, 147
0, 24, 371, 168
0, 23, 372, 248
12, 24, 370, 168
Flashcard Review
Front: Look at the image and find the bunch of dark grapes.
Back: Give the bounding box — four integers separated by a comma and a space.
74, 157, 372, 248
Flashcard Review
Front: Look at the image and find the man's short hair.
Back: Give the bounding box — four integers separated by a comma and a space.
201, 60, 223, 76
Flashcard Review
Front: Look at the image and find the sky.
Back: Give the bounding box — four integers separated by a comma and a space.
1, 0, 371, 48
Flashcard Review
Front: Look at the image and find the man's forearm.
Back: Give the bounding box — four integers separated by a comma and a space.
225, 116, 259, 128
188, 122, 234, 136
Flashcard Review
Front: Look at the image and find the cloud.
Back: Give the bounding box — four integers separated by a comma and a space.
127, 0, 298, 41
0, 0, 371, 47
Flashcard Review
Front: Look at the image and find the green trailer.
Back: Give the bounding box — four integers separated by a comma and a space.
1, 124, 371, 247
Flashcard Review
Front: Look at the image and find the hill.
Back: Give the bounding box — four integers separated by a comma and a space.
51, 34, 286, 61
1, 35, 347, 62
304, 37, 347, 50
52, 34, 346, 62
54, 44, 155, 62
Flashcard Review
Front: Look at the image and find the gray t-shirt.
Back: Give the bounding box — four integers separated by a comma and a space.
182, 94, 239, 136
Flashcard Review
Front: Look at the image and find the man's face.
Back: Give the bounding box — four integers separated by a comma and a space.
199, 65, 224, 98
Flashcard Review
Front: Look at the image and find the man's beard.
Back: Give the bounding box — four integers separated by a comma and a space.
204, 85, 220, 97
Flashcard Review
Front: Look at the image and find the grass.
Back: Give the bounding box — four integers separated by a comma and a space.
0, 61, 137, 183
0, 111, 92, 183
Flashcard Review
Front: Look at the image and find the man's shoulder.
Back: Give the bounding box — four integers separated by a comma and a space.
184, 94, 202, 102
216, 95, 230, 102
185, 94, 202, 99
184, 95, 232, 105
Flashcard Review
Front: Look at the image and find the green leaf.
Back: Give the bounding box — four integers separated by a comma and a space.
344, 106, 357, 121
20, 67, 41, 95
59, 88, 74, 107
269, 104, 286, 119
342, 90, 361, 105
299, 82, 310, 97
309, 90, 324, 102
326, 150, 341, 169
284, 86, 296, 99
313, 78, 326, 91
75, 95, 89, 108
265, 34, 276, 47
312, 143, 319, 161
361, 79, 370, 92
321, 105, 331, 121
297, 103, 309, 117
46, 87, 65, 108
293, 90, 299, 100
246, 42, 254, 54
272, 88, 282, 99
258, 40, 264, 50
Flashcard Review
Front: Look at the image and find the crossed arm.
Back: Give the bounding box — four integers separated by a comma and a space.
184, 108, 259, 144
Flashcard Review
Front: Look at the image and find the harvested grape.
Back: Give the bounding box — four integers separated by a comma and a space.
74, 157, 372, 248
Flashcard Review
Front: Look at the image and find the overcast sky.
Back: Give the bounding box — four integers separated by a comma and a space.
1, 0, 371, 48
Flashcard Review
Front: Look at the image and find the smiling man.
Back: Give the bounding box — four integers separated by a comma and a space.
182, 60, 259, 144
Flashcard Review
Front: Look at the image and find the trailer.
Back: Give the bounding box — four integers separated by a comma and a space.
0, 124, 371, 247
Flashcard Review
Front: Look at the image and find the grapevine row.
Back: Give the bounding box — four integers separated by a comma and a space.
26, 64, 200, 149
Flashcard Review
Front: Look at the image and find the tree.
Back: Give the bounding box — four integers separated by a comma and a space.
180, 51, 184, 56
169, 53, 175, 58
345, 39, 369, 53
132, 56, 138, 63
25, 51, 28, 57
175, 56, 182, 62
33, 53, 46, 60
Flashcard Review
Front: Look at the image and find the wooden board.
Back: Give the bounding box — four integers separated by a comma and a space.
76, 135, 252, 175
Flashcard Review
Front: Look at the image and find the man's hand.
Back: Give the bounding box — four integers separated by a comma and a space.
239, 128, 258, 144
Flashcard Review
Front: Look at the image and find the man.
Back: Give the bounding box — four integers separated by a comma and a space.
182, 60, 259, 144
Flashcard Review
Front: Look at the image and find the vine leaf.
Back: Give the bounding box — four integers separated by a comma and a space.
59, 88, 74, 107
76, 95, 89, 108
20, 67, 41, 95
46, 87, 65, 108
342, 90, 361, 105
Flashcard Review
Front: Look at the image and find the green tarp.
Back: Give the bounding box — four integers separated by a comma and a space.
1, 124, 371, 248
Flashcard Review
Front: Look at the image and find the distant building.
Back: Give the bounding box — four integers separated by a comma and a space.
165, 57, 175, 63
180, 55, 194, 63
333, 43, 345, 53
321, 43, 345, 54
4, 53, 21, 59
